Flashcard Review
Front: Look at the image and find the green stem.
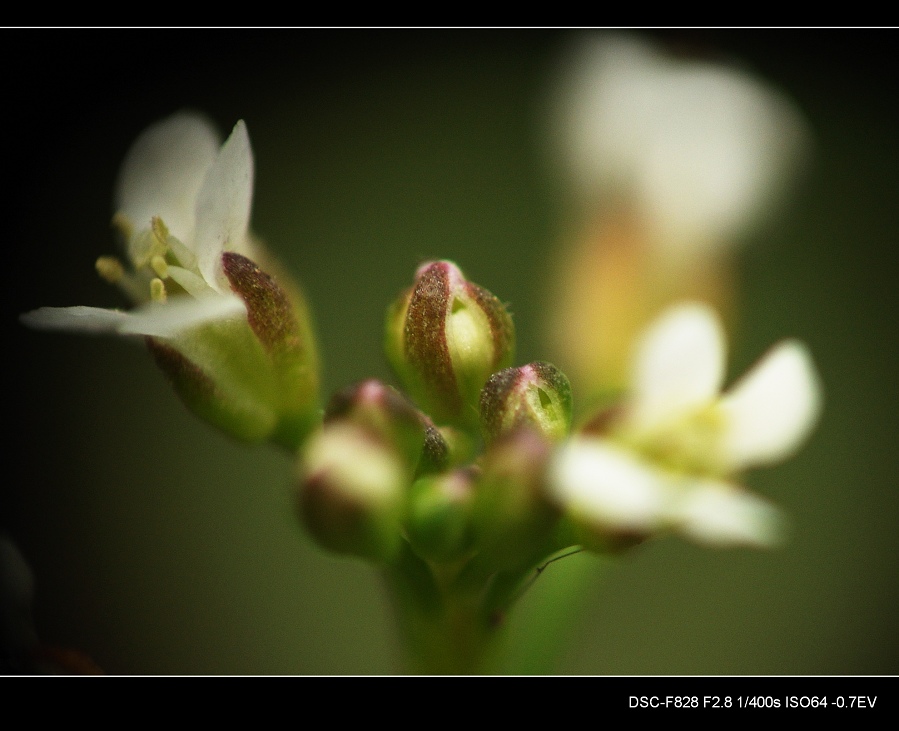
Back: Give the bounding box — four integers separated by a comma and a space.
385, 543, 509, 674
487, 551, 609, 674
384, 538, 603, 674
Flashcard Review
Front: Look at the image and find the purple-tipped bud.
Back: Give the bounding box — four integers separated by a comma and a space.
480, 362, 573, 443
325, 379, 448, 476
386, 261, 514, 429
297, 423, 405, 563
222, 253, 320, 449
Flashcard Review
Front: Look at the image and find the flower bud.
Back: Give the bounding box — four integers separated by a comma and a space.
324, 379, 442, 476
419, 420, 452, 476
147, 252, 320, 450
430, 425, 476, 471
297, 423, 405, 563
472, 429, 559, 570
386, 261, 514, 429
404, 468, 478, 564
479, 361, 573, 444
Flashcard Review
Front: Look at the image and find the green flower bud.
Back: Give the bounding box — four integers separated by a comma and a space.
431, 425, 476, 471
386, 261, 514, 429
473, 429, 559, 570
297, 423, 405, 563
325, 379, 445, 477
479, 362, 573, 444
148, 252, 320, 450
419, 419, 452, 476
405, 468, 478, 564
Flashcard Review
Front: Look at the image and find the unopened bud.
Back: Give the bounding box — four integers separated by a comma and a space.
325, 379, 437, 476
386, 261, 514, 429
473, 429, 559, 570
405, 468, 478, 564
297, 423, 405, 563
480, 361, 572, 444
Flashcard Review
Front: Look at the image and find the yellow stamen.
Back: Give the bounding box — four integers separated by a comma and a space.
95, 256, 125, 283
151, 255, 169, 278
629, 406, 728, 479
150, 277, 167, 303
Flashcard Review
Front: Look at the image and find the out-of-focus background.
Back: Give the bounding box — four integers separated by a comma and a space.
6, 29, 898, 674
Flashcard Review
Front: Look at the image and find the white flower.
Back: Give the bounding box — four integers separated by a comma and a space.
552, 34, 809, 256
549, 302, 822, 547
22, 112, 255, 338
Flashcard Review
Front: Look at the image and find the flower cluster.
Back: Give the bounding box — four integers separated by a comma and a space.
298, 259, 822, 566
22, 112, 822, 565
21, 111, 822, 671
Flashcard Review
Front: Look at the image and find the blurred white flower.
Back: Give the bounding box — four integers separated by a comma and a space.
22, 112, 255, 338
552, 33, 810, 257
546, 33, 812, 395
549, 302, 822, 547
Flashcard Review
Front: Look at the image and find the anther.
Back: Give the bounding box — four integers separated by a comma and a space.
150, 277, 167, 303
95, 256, 125, 284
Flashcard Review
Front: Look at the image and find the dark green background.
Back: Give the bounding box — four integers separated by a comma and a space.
6, 30, 898, 674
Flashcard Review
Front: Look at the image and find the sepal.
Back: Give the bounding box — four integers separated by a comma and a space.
149, 252, 320, 449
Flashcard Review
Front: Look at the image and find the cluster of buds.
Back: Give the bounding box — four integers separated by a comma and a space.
297, 260, 821, 572
23, 113, 822, 631
298, 261, 575, 571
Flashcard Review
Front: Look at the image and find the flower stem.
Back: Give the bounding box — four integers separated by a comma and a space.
384, 543, 507, 674
384, 540, 599, 674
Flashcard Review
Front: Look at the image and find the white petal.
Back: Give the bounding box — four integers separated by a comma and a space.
552, 34, 664, 200
552, 34, 809, 254
718, 340, 822, 470
635, 64, 809, 254
118, 294, 247, 338
21, 296, 247, 339
116, 112, 220, 244
193, 120, 254, 291
670, 480, 785, 548
548, 438, 668, 533
20, 306, 132, 333
166, 265, 217, 298
629, 302, 726, 433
